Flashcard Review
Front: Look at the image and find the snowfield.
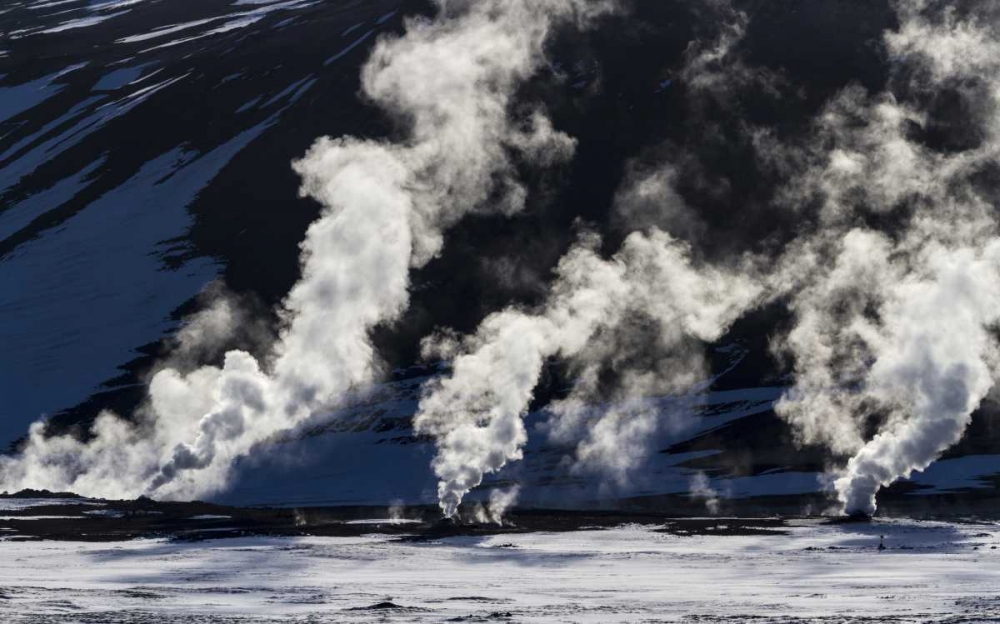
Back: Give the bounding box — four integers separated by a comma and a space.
1, 519, 998, 622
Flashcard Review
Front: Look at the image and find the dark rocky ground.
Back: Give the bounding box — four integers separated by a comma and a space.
3, 486, 999, 543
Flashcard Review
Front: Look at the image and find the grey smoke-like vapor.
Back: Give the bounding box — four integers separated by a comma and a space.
679, 0, 785, 104
0, 0, 609, 500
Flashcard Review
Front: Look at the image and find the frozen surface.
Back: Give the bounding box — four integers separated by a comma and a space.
0, 520, 998, 622
0, 515, 84, 520
0, 498, 104, 511
0, 66, 84, 124
908, 454, 1000, 493
39, 9, 129, 34
92, 64, 152, 91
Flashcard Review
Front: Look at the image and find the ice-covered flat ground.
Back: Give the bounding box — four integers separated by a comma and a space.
1, 519, 998, 622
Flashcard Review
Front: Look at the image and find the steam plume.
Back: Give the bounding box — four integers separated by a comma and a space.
467, 484, 521, 525
5, 0, 996, 523
415, 229, 761, 517
773, 0, 1000, 515
0, 0, 606, 500
690, 471, 721, 515
414, 0, 781, 518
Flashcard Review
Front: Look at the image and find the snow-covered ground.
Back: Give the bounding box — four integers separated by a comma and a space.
1, 519, 998, 622
0, 498, 104, 511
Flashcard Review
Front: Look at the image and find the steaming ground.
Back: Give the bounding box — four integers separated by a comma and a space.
5, 1, 1000, 619
4, 0, 1000, 524
0, 516, 998, 623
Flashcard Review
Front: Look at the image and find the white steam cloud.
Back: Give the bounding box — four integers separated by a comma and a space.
772, 0, 1000, 515
4, 0, 996, 524
417, 0, 1000, 519
415, 229, 762, 517
413, 0, 775, 520
0, 0, 607, 500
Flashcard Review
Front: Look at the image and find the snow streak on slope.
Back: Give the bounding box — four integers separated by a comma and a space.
0, 120, 278, 444
0, 0, 403, 447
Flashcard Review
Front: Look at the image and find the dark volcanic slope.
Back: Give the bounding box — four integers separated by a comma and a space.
1, 0, 896, 440
2, 0, 998, 509
1, 0, 406, 444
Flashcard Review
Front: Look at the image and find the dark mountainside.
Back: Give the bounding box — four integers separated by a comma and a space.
2, 0, 999, 513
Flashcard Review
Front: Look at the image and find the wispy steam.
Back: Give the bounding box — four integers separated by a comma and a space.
413, 0, 772, 518
4, 0, 996, 523
679, 0, 784, 102
690, 471, 720, 515
418, 0, 1000, 519
468, 484, 521, 525
0, 0, 607, 500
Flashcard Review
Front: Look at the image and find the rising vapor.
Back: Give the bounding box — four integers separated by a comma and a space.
413, 0, 776, 519
0, 0, 610, 500
419, 0, 1000, 519
772, 0, 1000, 515
415, 229, 761, 517
4, 0, 996, 523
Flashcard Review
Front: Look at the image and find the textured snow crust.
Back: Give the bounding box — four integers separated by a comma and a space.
1, 519, 998, 622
